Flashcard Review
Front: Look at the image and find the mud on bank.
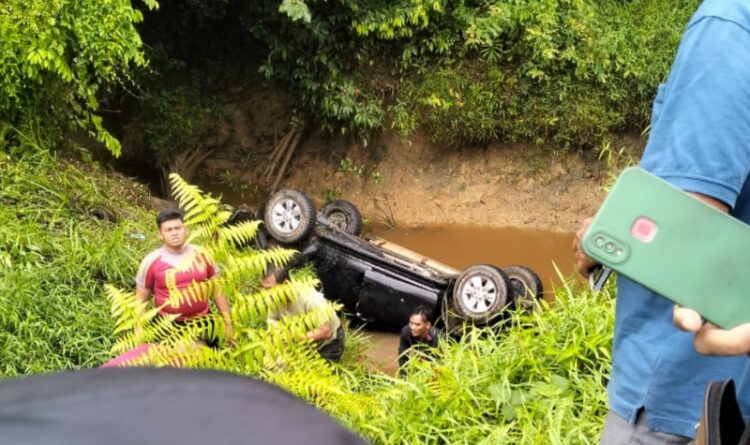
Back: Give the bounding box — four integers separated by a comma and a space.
200, 130, 644, 233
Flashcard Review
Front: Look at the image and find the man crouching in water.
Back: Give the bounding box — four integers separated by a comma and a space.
263, 265, 345, 362
398, 305, 441, 375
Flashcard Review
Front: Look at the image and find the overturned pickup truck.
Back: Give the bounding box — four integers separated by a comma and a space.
231, 189, 543, 331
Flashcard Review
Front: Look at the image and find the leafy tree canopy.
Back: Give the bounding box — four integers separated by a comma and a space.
0, 0, 157, 155
246, 0, 699, 146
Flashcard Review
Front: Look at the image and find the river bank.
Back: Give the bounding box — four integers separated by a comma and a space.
199, 130, 644, 233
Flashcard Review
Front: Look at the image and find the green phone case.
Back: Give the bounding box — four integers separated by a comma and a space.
582, 166, 750, 328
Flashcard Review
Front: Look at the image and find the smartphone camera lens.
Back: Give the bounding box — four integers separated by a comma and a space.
594, 235, 606, 247
605, 242, 616, 253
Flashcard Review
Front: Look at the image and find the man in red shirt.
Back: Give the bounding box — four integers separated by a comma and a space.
135, 209, 233, 345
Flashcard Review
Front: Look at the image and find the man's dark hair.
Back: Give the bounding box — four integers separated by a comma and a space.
156, 209, 184, 229
264, 263, 290, 284
410, 305, 432, 323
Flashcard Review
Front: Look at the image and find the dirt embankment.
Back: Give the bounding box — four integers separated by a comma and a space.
114, 80, 642, 233
201, 128, 644, 233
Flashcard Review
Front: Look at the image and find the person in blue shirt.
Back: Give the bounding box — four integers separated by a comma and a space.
573, 1, 750, 443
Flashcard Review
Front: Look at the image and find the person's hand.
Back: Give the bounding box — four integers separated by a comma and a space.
673, 305, 750, 355
572, 217, 599, 277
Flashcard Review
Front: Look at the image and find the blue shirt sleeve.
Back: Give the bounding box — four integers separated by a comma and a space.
640, 14, 750, 208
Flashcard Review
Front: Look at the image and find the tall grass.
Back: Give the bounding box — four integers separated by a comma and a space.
0, 136, 153, 376
334, 282, 614, 445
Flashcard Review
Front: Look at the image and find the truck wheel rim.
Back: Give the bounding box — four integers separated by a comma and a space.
460, 275, 497, 314
271, 199, 301, 233
328, 211, 348, 231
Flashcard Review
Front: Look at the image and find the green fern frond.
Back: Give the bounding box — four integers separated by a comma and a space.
106, 285, 146, 336
219, 248, 299, 297
110, 313, 181, 354
170, 247, 215, 274
195, 220, 262, 266
233, 329, 268, 372
181, 313, 226, 344
162, 278, 219, 309
217, 220, 262, 248
139, 343, 191, 367
144, 312, 181, 341
266, 354, 380, 421
106, 174, 387, 435
169, 173, 231, 237
237, 320, 322, 371
221, 247, 299, 282
183, 204, 232, 232
111, 331, 145, 355
200, 220, 264, 265
235, 300, 343, 374
232, 276, 320, 325
270, 304, 341, 339
178, 346, 235, 370
139, 341, 235, 370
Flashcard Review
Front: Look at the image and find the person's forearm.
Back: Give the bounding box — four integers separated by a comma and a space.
215, 291, 234, 344
215, 294, 232, 322
135, 286, 150, 312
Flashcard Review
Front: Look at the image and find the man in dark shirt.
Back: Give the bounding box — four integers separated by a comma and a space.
398, 306, 440, 373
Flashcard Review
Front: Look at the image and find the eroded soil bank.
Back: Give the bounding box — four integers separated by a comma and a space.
199, 130, 644, 233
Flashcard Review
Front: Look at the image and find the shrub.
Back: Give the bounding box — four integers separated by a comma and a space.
0, 0, 157, 155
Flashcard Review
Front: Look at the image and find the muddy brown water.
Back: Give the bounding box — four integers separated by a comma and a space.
362, 225, 576, 374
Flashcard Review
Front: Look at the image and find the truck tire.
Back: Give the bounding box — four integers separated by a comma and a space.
451, 265, 512, 323
263, 189, 316, 243
501, 265, 544, 310
320, 200, 363, 235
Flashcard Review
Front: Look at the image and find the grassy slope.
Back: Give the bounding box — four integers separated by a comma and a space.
0, 143, 154, 376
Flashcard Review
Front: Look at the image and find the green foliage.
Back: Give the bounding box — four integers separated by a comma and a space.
121, 0, 697, 153
0, 0, 158, 155
324, 188, 342, 202
327, 283, 615, 444
598, 140, 638, 190
242, 0, 698, 147
338, 157, 365, 177
2, 0, 698, 156
218, 170, 261, 201
135, 67, 220, 165
246, 0, 449, 139
95, 173, 615, 443
392, 0, 699, 147
279, 0, 311, 23
371, 171, 384, 184
0, 130, 153, 376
